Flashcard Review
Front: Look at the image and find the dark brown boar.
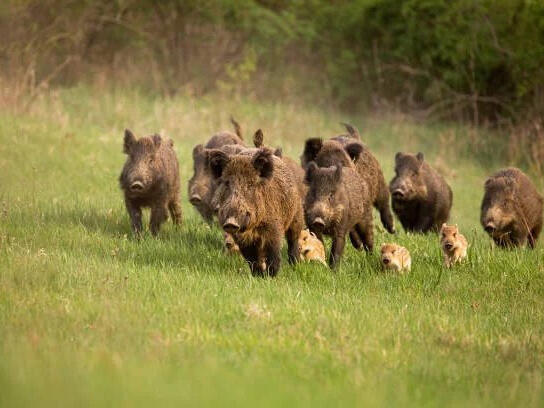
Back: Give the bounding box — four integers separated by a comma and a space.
119, 129, 182, 236
208, 147, 304, 277
481, 167, 543, 248
304, 162, 373, 269
389, 152, 452, 233
188, 118, 245, 221
301, 123, 395, 233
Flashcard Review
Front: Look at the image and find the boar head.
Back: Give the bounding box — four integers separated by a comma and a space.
390, 152, 428, 201
209, 148, 275, 234
304, 162, 345, 233
122, 129, 164, 196
481, 177, 517, 236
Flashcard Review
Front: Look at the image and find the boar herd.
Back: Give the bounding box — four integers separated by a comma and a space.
119, 120, 544, 277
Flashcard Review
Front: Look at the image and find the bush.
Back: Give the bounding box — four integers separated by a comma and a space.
1, 0, 543, 123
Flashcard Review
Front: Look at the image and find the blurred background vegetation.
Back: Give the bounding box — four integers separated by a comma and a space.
1, 0, 544, 169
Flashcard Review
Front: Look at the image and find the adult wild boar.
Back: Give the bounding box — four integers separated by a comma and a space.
188, 117, 245, 222
120, 129, 182, 235
304, 162, 373, 269
389, 152, 452, 233
209, 147, 304, 277
301, 123, 395, 233
481, 167, 543, 248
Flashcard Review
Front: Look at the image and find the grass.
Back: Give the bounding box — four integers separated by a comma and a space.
0, 85, 543, 407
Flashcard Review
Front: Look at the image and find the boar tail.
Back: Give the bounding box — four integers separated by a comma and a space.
341, 122, 360, 140
230, 116, 243, 140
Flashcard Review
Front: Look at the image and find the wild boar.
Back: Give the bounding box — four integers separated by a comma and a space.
301, 123, 395, 233
481, 167, 543, 248
390, 152, 452, 233
304, 162, 373, 269
440, 223, 468, 267
119, 129, 182, 235
380, 243, 411, 273
208, 147, 304, 277
188, 118, 245, 222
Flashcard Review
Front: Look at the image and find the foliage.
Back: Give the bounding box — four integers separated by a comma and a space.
1, 0, 544, 120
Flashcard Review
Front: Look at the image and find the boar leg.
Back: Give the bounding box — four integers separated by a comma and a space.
125, 198, 143, 235
286, 217, 303, 264
416, 213, 435, 233
355, 222, 374, 252
264, 238, 282, 277
376, 187, 395, 234
150, 204, 168, 236
168, 200, 183, 225
239, 245, 264, 276
329, 230, 347, 269
349, 230, 364, 250
528, 223, 542, 249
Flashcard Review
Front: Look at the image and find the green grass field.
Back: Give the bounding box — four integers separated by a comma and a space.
1, 86, 543, 407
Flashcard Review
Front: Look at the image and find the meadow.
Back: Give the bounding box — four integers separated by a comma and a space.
0, 86, 543, 407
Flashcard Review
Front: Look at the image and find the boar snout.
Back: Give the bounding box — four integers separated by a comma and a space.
392, 188, 405, 198
223, 217, 240, 233
130, 180, 145, 192
444, 242, 454, 250
310, 217, 325, 231
382, 257, 390, 264
189, 193, 202, 205
484, 222, 496, 234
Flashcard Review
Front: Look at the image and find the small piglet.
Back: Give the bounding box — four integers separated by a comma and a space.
120, 129, 182, 235
380, 243, 411, 273
304, 162, 373, 269
298, 229, 326, 265
440, 223, 468, 267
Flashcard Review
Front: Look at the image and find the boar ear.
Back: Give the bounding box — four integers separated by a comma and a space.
345, 142, 364, 162
253, 129, 264, 148
252, 148, 274, 180
332, 165, 342, 183
230, 116, 242, 139
441, 223, 446, 231
305, 161, 318, 184
208, 150, 229, 179
416, 152, 424, 162
395, 152, 403, 163
302, 138, 323, 164
168, 139, 174, 148
193, 144, 204, 158
123, 129, 136, 154
152, 134, 162, 149
341, 122, 360, 139
274, 147, 283, 158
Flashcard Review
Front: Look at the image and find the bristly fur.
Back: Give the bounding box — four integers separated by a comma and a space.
480, 167, 543, 248
120, 130, 182, 235
389, 152, 452, 233
210, 148, 304, 277
304, 162, 373, 269
301, 125, 395, 234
